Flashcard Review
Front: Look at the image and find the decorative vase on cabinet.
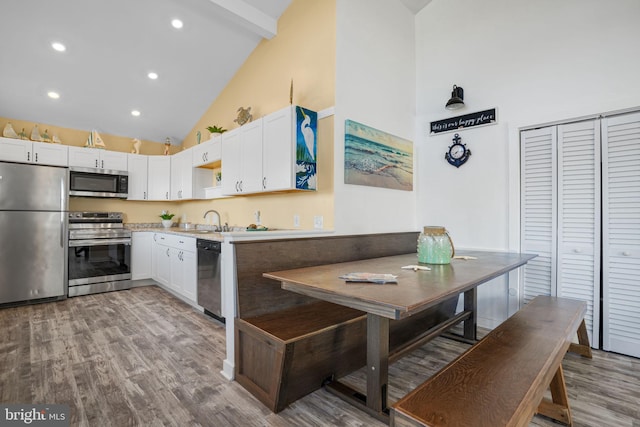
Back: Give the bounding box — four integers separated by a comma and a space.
162, 220, 173, 228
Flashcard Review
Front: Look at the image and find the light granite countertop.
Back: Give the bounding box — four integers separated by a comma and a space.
126, 224, 333, 242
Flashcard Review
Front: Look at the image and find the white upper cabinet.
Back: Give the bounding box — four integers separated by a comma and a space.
262, 105, 318, 192
220, 105, 318, 196
171, 149, 209, 200
221, 119, 263, 195
68, 146, 128, 171
147, 156, 171, 201
127, 154, 149, 201
192, 135, 222, 167
0, 137, 68, 166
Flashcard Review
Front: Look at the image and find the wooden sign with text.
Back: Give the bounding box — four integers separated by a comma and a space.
430, 108, 497, 134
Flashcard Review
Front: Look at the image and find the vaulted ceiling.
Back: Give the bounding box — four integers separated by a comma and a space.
0, 0, 430, 144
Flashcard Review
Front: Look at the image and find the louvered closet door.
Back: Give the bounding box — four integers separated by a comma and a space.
602, 112, 640, 358
557, 120, 601, 345
521, 127, 557, 301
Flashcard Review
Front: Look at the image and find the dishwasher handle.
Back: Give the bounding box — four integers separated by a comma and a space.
196, 240, 221, 253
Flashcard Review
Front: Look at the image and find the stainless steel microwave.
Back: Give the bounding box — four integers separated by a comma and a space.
69, 167, 128, 198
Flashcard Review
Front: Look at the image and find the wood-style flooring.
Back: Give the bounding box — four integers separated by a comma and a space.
1, 285, 638, 426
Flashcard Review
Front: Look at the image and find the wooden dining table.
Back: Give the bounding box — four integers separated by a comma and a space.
263, 250, 536, 422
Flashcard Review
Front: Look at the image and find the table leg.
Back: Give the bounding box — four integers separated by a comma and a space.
463, 288, 477, 341
367, 313, 389, 414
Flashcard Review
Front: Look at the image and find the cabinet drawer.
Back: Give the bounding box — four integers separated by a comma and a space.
161, 233, 196, 251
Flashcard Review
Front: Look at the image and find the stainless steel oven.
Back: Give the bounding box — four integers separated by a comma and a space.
68, 211, 132, 296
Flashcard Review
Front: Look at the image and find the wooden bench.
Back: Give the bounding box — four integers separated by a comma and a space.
391, 296, 593, 427
233, 232, 460, 413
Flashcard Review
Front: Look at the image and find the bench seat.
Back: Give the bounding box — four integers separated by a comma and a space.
235, 301, 367, 412
391, 296, 592, 427
232, 233, 463, 413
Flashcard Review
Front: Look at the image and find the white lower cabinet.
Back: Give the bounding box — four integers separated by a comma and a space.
170, 247, 197, 302
131, 232, 152, 280
151, 233, 197, 303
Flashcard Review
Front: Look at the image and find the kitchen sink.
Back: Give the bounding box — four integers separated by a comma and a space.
183, 229, 217, 234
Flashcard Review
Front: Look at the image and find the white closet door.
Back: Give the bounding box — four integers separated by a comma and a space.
602, 112, 640, 358
557, 120, 601, 345
521, 127, 557, 301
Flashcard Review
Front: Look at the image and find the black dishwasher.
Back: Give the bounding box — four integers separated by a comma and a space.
196, 239, 224, 322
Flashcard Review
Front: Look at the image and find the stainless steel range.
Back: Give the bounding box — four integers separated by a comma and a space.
68, 211, 132, 297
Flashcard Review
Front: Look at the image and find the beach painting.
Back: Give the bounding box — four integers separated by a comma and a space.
344, 120, 413, 191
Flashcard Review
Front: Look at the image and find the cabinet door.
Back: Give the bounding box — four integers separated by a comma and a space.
153, 242, 171, 286
193, 136, 221, 167
169, 247, 184, 294
170, 153, 183, 200
240, 119, 264, 194
262, 106, 293, 191
221, 128, 243, 195
147, 156, 171, 200
100, 150, 128, 171
68, 146, 99, 168
602, 112, 640, 358
180, 249, 197, 302
0, 138, 32, 163
557, 120, 601, 344
32, 141, 68, 166
170, 150, 195, 200
132, 232, 152, 280
520, 127, 557, 301
127, 154, 148, 200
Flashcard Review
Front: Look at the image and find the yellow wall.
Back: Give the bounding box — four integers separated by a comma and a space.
0, 117, 169, 155
177, 0, 337, 230
2, 0, 336, 230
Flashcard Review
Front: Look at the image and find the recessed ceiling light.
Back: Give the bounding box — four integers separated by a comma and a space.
47, 91, 60, 99
171, 19, 183, 29
51, 42, 66, 52
148, 72, 158, 80
131, 110, 141, 117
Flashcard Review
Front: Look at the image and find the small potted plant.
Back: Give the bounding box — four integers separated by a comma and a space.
206, 125, 227, 135
159, 210, 175, 228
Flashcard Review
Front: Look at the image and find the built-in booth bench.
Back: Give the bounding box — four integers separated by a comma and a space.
233, 232, 460, 413
391, 295, 593, 427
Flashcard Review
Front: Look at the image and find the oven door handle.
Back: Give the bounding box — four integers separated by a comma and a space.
69, 238, 132, 247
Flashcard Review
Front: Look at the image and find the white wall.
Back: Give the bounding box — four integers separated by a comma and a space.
334, 0, 417, 234
415, 0, 640, 326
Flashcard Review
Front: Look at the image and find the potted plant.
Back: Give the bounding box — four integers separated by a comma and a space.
159, 210, 175, 228
207, 125, 227, 135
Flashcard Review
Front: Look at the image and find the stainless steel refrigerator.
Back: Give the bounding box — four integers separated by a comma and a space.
0, 161, 68, 304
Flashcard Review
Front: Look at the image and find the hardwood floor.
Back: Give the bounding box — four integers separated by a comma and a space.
1, 285, 638, 426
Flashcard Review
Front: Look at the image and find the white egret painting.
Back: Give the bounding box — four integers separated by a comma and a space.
295, 106, 317, 190
344, 120, 413, 191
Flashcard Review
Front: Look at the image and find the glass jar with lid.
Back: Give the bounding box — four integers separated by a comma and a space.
417, 226, 455, 264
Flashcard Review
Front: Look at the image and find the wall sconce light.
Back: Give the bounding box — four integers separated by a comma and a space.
445, 85, 465, 110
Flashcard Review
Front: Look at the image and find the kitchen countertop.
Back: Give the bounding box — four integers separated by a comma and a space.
127, 225, 333, 242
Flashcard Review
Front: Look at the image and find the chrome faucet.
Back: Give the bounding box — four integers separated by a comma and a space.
203, 209, 222, 231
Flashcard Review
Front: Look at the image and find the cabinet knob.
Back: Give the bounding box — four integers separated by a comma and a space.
35, 153, 38, 163
622, 251, 631, 256
573, 248, 582, 253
